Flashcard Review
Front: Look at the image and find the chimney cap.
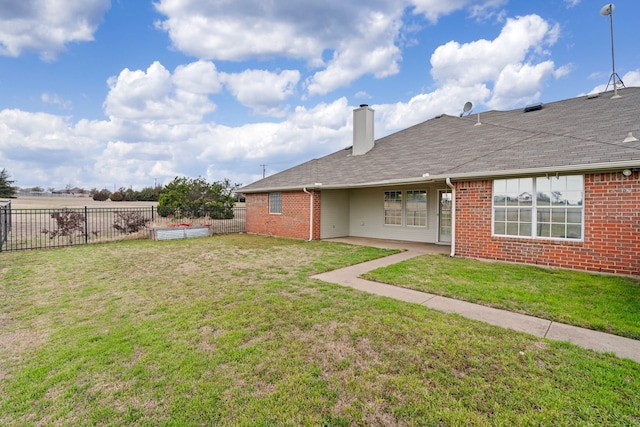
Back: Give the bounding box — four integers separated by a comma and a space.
359, 104, 369, 108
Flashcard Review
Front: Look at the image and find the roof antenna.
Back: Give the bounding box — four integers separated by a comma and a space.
459, 101, 473, 117
600, 3, 625, 98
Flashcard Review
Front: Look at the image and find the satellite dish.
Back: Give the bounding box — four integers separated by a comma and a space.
460, 101, 473, 117
600, 3, 614, 16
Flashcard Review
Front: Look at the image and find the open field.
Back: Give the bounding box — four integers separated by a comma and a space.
7, 196, 158, 209
1, 235, 638, 425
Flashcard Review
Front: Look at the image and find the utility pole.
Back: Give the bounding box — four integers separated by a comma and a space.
260, 164, 267, 179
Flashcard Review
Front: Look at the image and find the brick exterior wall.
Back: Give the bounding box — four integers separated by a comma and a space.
454, 171, 639, 276
245, 190, 321, 240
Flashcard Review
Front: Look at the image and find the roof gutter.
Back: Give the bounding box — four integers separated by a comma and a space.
239, 160, 639, 193
445, 178, 456, 258
428, 160, 640, 182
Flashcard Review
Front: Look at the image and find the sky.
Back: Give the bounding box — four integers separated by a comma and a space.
0, 0, 639, 192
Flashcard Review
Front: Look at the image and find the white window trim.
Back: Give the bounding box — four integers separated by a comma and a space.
492, 176, 584, 241
383, 190, 428, 228
383, 190, 403, 226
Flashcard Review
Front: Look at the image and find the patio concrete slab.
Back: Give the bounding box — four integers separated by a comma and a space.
314, 238, 640, 363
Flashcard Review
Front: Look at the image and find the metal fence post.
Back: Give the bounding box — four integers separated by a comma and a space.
0, 203, 4, 253
84, 206, 89, 244
0, 200, 10, 252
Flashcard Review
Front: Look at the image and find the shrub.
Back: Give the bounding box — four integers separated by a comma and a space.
93, 189, 111, 201
123, 189, 137, 201
157, 177, 238, 218
113, 211, 149, 234
137, 186, 162, 202
110, 191, 124, 202
41, 209, 85, 244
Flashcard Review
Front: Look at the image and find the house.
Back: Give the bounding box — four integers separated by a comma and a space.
240, 87, 640, 276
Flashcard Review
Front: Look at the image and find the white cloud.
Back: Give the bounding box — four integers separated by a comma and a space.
173, 60, 222, 94
0, 92, 355, 189
410, 0, 479, 22
431, 15, 555, 85
430, 14, 563, 109
375, 84, 491, 131
410, 0, 506, 23
198, 98, 352, 164
153, 0, 489, 98
154, 0, 408, 97
0, 0, 110, 61
220, 69, 300, 117
41, 93, 72, 111
290, 98, 351, 129
621, 70, 640, 86
0, 109, 102, 188
305, 10, 403, 96
489, 61, 555, 109
153, 0, 341, 63
104, 61, 217, 124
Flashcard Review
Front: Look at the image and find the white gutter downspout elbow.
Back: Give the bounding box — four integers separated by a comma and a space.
445, 178, 456, 258
303, 187, 313, 241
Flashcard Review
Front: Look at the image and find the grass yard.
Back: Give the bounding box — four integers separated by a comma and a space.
1, 235, 639, 426
363, 254, 640, 340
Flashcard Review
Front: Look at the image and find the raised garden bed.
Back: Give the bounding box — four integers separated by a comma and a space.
149, 224, 212, 241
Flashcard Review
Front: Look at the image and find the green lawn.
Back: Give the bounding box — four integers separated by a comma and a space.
363, 254, 640, 340
1, 234, 639, 426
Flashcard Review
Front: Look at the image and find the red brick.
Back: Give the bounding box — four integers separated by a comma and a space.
246, 191, 321, 240
454, 174, 639, 276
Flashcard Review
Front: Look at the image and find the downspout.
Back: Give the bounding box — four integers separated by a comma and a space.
302, 187, 313, 241
445, 178, 456, 257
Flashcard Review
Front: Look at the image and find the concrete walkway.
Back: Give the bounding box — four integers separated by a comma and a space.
312, 237, 640, 363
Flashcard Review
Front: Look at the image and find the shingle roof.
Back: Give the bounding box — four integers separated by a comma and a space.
241, 87, 640, 192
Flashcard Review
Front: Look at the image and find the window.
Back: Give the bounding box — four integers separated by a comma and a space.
493, 176, 583, 239
535, 175, 583, 239
384, 191, 403, 225
384, 190, 428, 227
269, 192, 282, 214
406, 190, 427, 226
493, 178, 533, 237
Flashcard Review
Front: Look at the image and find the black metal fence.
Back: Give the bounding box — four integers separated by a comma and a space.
0, 200, 10, 252
0, 205, 245, 252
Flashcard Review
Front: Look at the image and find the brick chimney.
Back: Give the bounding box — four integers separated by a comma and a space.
352, 104, 374, 156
